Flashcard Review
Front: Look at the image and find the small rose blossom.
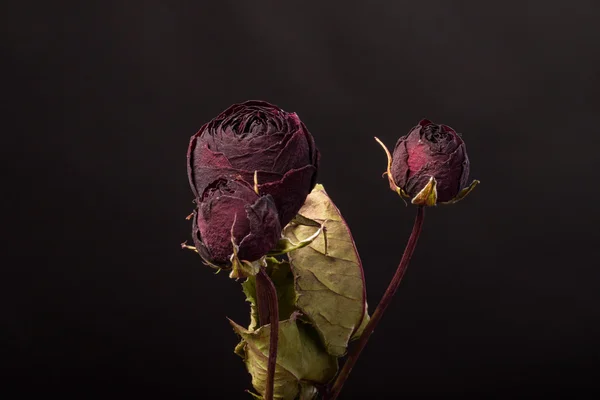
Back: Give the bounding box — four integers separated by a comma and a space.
191, 179, 281, 265
377, 119, 478, 205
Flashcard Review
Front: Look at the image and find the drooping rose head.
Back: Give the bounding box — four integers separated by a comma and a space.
191, 179, 281, 266
188, 100, 319, 227
390, 119, 475, 204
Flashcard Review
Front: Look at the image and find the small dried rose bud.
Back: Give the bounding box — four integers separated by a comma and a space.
191, 179, 281, 266
376, 119, 478, 205
188, 100, 319, 227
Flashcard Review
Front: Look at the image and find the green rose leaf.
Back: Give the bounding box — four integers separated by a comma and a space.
231, 314, 337, 400
241, 259, 299, 331
241, 276, 260, 331
283, 184, 369, 357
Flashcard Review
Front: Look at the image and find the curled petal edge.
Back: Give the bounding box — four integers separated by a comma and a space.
267, 219, 327, 256
186, 209, 230, 271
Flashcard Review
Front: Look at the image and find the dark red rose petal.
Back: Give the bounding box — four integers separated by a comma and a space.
412, 144, 466, 202
404, 172, 434, 199
458, 145, 470, 191
407, 142, 430, 177
421, 124, 461, 154
441, 124, 456, 134
191, 209, 222, 266
391, 136, 410, 189
191, 166, 283, 201
187, 141, 233, 198
198, 194, 251, 264
238, 195, 281, 261
258, 164, 317, 227
271, 129, 311, 174
226, 140, 288, 172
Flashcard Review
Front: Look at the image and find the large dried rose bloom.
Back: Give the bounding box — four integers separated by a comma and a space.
188, 100, 319, 227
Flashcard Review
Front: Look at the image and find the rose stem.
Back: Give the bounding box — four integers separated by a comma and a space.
327, 206, 425, 400
256, 267, 279, 400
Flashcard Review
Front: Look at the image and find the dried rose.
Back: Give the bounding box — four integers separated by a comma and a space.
191, 179, 281, 266
187, 100, 319, 227
377, 119, 478, 206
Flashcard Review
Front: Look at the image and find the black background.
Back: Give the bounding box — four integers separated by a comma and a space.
4, 1, 600, 398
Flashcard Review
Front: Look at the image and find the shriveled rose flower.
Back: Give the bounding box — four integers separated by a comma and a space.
188, 100, 319, 227
384, 119, 478, 205
191, 179, 281, 265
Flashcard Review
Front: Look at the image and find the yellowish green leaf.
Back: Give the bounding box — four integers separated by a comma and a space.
284, 184, 369, 357
350, 301, 370, 340
241, 276, 260, 331
231, 315, 337, 400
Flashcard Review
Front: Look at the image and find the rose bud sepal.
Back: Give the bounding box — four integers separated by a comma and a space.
410, 176, 438, 206
407, 176, 479, 206
439, 179, 480, 204
374, 136, 410, 201
229, 226, 262, 280
408, 175, 480, 206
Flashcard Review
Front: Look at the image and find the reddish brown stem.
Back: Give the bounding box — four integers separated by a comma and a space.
327, 206, 425, 400
256, 267, 279, 400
